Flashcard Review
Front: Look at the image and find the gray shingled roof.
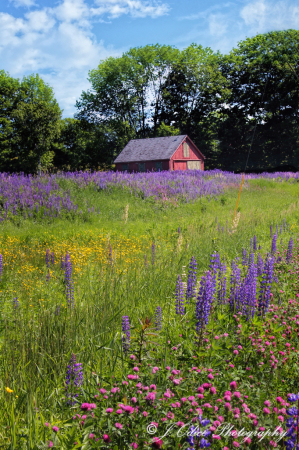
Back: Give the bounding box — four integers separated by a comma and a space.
114, 135, 188, 163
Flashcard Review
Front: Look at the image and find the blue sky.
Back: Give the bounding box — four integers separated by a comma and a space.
1, 0, 298, 117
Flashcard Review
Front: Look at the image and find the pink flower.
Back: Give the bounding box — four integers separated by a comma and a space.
203, 403, 213, 408
230, 381, 237, 390
215, 336, 219, 340
188, 396, 195, 401
150, 384, 157, 390
116, 409, 123, 414
111, 387, 120, 394
130, 354, 136, 360
263, 408, 271, 414
100, 388, 107, 394
131, 443, 138, 449
146, 392, 156, 402
177, 421, 184, 427
225, 402, 231, 410
123, 406, 135, 414
81, 403, 91, 411
151, 437, 163, 448
264, 400, 271, 407
106, 408, 113, 413
269, 441, 278, 448
210, 387, 217, 394
167, 412, 174, 419
89, 434, 95, 440
133, 366, 139, 372
52, 426, 59, 433
143, 411, 148, 417
48, 442, 53, 448
233, 441, 240, 447
244, 437, 251, 444
131, 397, 137, 403
152, 366, 159, 374
233, 350, 239, 355
233, 391, 241, 398
103, 434, 111, 443
197, 387, 204, 393
212, 435, 221, 439
278, 415, 284, 422
45, 422, 50, 427
115, 423, 123, 429
207, 374, 214, 380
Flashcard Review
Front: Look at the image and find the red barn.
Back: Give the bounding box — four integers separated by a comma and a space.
114, 135, 205, 172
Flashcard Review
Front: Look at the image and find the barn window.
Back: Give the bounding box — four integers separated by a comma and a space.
183, 142, 190, 158
139, 163, 145, 172
122, 163, 129, 171
155, 161, 163, 171
187, 160, 201, 170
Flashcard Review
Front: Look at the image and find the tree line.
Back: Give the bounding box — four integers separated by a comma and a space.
1, 29, 299, 173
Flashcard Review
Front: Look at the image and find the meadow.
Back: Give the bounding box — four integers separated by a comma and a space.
0, 170, 299, 450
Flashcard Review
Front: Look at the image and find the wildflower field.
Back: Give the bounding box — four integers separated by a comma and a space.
1, 170, 299, 450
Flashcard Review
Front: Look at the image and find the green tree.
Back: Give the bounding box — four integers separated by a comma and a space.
217, 30, 299, 171
0, 72, 62, 173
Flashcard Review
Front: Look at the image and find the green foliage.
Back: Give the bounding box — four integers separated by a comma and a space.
0, 72, 62, 173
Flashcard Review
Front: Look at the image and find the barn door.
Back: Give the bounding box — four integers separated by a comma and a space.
187, 160, 201, 170
174, 161, 187, 170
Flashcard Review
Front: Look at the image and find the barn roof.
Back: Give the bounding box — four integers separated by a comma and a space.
114, 135, 205, 163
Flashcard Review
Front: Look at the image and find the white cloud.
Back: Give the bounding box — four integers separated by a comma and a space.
10, 0, 36, 7
0, 0, 169, 116
208, 13, 228, 37
92, 0, 169, 18
240, 0, 299, 30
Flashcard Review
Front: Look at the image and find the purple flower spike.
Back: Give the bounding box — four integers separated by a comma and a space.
122, 316, 130, 353
175, 275, 185, 315
65, 353, 83, 405
196, 271, 215, 333
186, 256, 197, 304
258, 257, 274, 317
286, 238, 293, 264
271, 234, 277, 255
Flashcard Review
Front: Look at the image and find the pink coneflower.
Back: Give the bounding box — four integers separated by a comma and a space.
106, 408, 113, 413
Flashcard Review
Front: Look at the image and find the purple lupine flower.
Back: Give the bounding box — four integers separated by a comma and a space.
270, 225, 273, 237
242, 249, 247, 266
230, 261, 242, 313
155, 306, 162, 330
13, 297, 19, 309
178, 226, 181, 234
65, 353, 83, 405
51, 252, 55, 265
258, 257, 274, 317
286, 238, 293, 264
196, 271, 215, 333
46, 270, 51, 282
186, 256, 197, 304
0, 254, 2, 282
45, 249, 50, 268
65, 253, 74, 307
242, 262, 257, 320
280, 225, 283, 234
257, 254, 263, 276
253, 235, 257, 251
54, 305, 61, 315
122, 316, 130, 353
217, 262, 227, 305
152, 243, 155, 266
271, 234, 277, 255
175, 275, 185, 315
248, 253, 254, 269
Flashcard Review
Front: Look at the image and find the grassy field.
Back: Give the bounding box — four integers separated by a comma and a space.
0, 173, 299, 449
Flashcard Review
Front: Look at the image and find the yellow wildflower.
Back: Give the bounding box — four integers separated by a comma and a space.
6, 387, 13, 393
